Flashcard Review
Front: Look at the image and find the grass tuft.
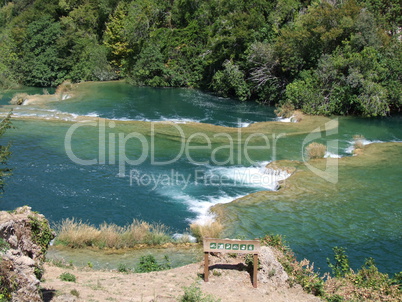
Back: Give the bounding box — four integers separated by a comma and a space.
353, 135, 365, 150
305, 142, 326, 159
189, 221, 224, 242
275, 102, 295, 118
59, 272, 76, 282
54, 218, 174, 249
179, 284, 221, 302
9, 93, 28, 105
55, 80, 73, 100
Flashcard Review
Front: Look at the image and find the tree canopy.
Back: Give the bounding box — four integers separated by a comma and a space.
0, 0, 401, 116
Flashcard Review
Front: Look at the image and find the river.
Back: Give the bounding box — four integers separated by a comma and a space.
0, 81, 401, 274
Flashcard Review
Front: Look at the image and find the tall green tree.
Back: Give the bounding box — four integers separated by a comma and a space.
103, 2, 132, 73
18, 16, 64, 86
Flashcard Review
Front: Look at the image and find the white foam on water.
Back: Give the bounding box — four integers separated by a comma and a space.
157, 161, 292, 225
345, 139, 385, 154
12, 113, 39, 117
11, 108, 80, 121
159, 116, 201, 124
180, 192, 245, 225
172, 233, 197, 243
238, 122, 252, 128
208, 161, 291, 190
112, 117, 134, 121
109, 116, 201, 123
324, 151, 342, 158
276, 115, 296, 123
85, 112, 99, 117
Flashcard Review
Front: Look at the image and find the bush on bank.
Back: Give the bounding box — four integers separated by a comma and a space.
261, 234, 402, 302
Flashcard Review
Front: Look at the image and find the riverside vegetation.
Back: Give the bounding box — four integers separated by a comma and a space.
262, 234, 402, 302
54, 218, 178, 248
53, 217, 226, 248
50, 219, 402, 301
0, 0, 401, 116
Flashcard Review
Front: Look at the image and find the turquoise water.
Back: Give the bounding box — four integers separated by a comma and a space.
48, 82, 278, 127
0, 82, 401, 274
224, 143, 402, 274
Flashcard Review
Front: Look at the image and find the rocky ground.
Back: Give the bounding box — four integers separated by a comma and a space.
41, 247, 322, 302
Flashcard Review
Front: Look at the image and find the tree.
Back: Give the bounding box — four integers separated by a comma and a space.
18, 16, 64, 86
130, 41, 170, 87
362, 0, 402, 36
285, 45, 392, 116
103, 2, 132, 73
212, 60, 250, 101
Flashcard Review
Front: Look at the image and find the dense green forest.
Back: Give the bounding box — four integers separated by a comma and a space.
0, 0, 401, 116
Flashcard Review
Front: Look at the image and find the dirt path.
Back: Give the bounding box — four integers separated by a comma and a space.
42, 258, 322, 302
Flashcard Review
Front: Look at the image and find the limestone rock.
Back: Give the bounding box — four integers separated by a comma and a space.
0, 206, 55, 301
258, 246, 289, 287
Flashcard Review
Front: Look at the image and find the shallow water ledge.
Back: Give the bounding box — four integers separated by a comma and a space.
212, 142, 402, 229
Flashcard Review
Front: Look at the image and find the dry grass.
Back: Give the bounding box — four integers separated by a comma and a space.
9, 93, 28, 105
353, 135, 365, 150
293, 110, 303, 122
275, 102, 295, 118
305, 142, 326, 159
56, 218, 101, 248
55, 80, 73, 100
190, 221, 224, 242
54, 218, 173, 249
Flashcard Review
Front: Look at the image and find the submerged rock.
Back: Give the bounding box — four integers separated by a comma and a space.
0, 206, 55, 301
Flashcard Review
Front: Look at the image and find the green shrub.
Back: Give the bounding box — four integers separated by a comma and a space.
0, 238, 9, 253
70, 289, 79, 297
117, 263, 129, 273
179, 284, 220, 302
135, 255, 170, 273
244, 254, 260, 270
391, 271, 402, 290
326, 295, 344, 302
212, 270, 221, 277
34, 267, 44, 281
327, 247, 351, 278
211, 60, 250, 101
348, 257, 399, 292
325, 249, 401, 301
59, 272, 76, 282
29, 215, 54, 254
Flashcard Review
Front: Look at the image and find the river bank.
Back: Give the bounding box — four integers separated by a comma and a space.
41, 256, 321, 302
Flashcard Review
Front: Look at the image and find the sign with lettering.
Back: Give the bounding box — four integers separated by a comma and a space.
203, 238, 260, 254
203, 238, 261, 288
